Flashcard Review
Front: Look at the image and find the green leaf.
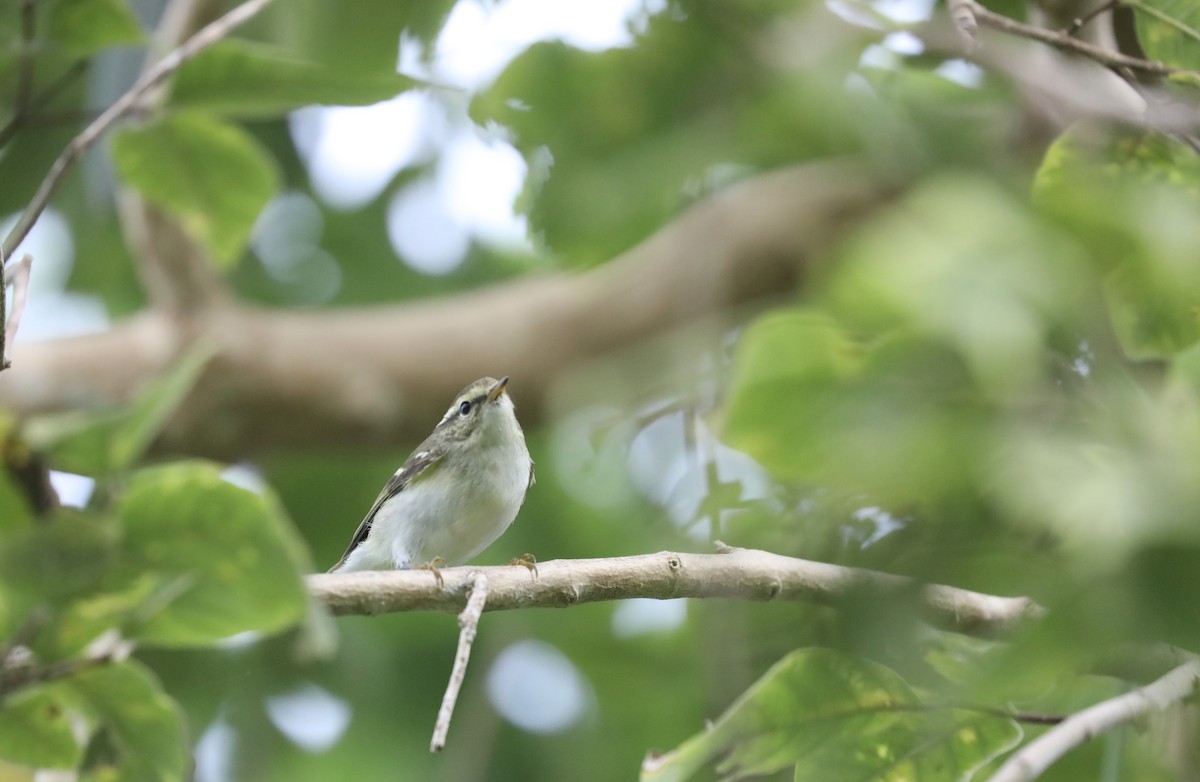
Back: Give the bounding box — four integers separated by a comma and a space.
0, 685, 82, 769
110, 112, 278, 266
790, 710, 1023, 782
277, 0, 457, 74
723, 310, 863, 481
25, 343, 215, 476
1128, 0, 1200, 70
169, 40, 419, 117
641, 649, 1020, 782
117, 461, 309, 646
830, 175, 1085, 393
1105, 255, 1200, 360
0, 513, 118, 606
68, 661, 186, 782
1168, 339, 1200, 397
1035, 129, 1200, 359
46, 0, 143, 59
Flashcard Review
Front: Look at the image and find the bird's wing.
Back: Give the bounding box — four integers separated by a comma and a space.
329, 446, 444, 572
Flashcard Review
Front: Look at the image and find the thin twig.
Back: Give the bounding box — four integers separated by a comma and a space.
782, 700, 1065, 725
968, 0, 1185, 77
14, 0, 37, 116
308, 547, 1044, 639
3, 254, 34, 367
988, 659, 1200, 782
0, 630, 133, 701
1009, 710, 1067, 725
1064, 0, 1121, 36
0, 60, 89, 149
931, 702, 1065, 725
431, 572, 490, 752
0, 606, 49, 671
0, 0, 276, 262
1, 250, 6, 373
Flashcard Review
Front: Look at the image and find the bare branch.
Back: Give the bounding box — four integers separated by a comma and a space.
2, 254, 33, 368
0, 62, 89, 149
0, 629, 133, 701
1064, 0, 1121, 36
430, 572, 490, 753
989, 659, 1200, 782
0, 0, 276, 262
306, 548, 1044, 639
967, 0, 1184, 77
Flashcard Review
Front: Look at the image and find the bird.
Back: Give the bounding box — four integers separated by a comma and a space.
329, 376, 534, 574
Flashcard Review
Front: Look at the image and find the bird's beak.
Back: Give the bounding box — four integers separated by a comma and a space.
487, 376, 509, 403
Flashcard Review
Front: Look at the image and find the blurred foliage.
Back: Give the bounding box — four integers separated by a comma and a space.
2, 0, 1200, 781
1128, 0, 1200, 72
111, 111, 280, 265
643, 649, 1021, 782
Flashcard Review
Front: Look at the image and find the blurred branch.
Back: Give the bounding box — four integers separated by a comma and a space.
0, 628, 132, 702
430, 572, 488, 753
947, 0, 978, 48
0, 62, 89, 150
117, 0, 231, 316
1064, 0, 1121, 35
0, 0, 275, 263
989, 659, 1200, 782
915, 13, 1175, 134
966, 0, 1184, 77
306, 546, 1044, 639
1, 254, 33, 369
0, 161, 891, 457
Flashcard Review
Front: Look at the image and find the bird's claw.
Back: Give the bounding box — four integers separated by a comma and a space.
508, 552, 538, 578
418, 556, 446, 588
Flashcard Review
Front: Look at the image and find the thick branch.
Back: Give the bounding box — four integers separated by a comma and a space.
306, 548, 1044, 638
989, 659, 1200, 782
0, 161, 891, 457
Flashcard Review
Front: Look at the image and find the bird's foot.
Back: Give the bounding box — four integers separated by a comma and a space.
508, 553, 538, 578
417, 556, 447, 588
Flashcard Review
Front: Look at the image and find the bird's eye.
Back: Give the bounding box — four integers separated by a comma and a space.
459, 400, 472, 416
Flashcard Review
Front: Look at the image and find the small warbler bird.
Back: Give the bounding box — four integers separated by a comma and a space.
330, 376, 534, 573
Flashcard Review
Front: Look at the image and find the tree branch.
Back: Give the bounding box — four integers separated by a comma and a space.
0, 62, 89, 150
988, 659, 1200, 782
967, 0, 1184, 77
947, 0, 978, 48
0, 628, 132, 702
0, 0, 275, 262
1064, 0, 1121, 36
430, 572, 489, 753
117, 0, 231, 316
305, 547, 1044, 639
2, 254, 33, 369
0, 161, 891, 458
